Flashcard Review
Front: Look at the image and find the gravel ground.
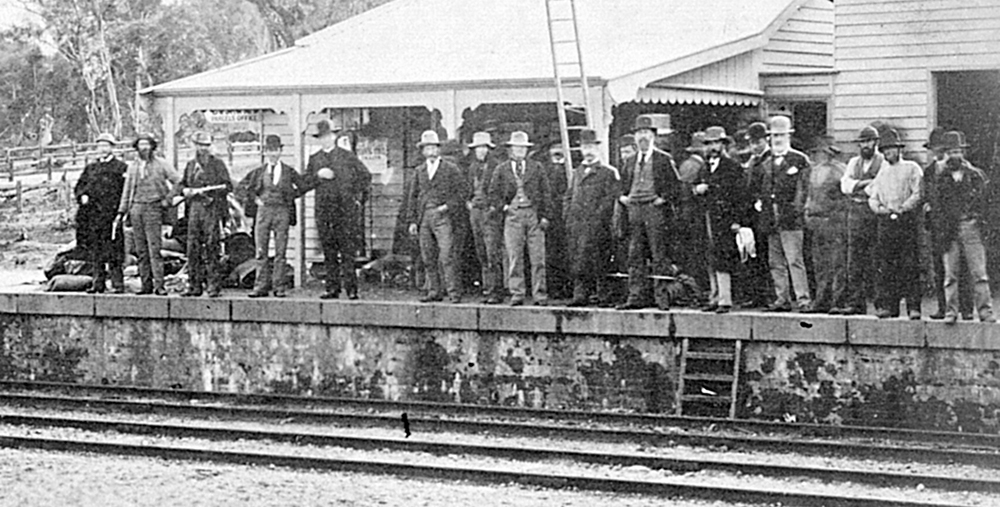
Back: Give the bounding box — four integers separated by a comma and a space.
0, 420, 995, 506
0, 448, 765, 507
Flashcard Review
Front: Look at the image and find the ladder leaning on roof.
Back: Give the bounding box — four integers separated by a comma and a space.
544, 0, 593, 183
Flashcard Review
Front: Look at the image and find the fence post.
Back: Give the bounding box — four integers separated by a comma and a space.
5, 149, 10, 182
15, 180, 22, 214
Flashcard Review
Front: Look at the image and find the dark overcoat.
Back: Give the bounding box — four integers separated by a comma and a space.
74, 156, 127, 262
694, 155, 749, 272
565, 162, 619, 275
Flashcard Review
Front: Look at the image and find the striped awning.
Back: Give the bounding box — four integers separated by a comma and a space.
636, 84, 763, 106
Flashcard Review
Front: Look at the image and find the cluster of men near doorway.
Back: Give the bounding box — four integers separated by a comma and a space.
73, 113, 994, 325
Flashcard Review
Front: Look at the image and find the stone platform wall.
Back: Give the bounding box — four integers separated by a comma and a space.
1, 292, 998, 431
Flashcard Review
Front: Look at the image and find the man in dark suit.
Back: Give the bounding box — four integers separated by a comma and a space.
241, 135, 304, 298
75, 133, 127, 293
178, 131, 233, 298
406, 130, 466, 303
304, 119, 371, 300
489, 131, 551, 306
463, 131, 504, 304
748, 116, 812, 312
617, 114, 682, 311
692, 126, 748, 313
565, 129, 620, 307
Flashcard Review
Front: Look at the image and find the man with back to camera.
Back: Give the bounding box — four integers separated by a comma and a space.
407, 130, 466, 304
616, 114, 681, 311
116, 132, 181, 296
565, 129, 620, 307
544, 142, 572, 301
802, 135, 849, 313
76, 133, 127, 294
865, 128, 922, 319
177, 131, 232, 298
304, 119, 372, 300
748, 116, 812, 313
489, 131, 551, 306
243, 135, 304, 298
836, 126, 884, 315
928, 131, 995, 324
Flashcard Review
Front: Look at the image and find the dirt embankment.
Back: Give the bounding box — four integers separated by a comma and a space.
0, 182, 76, 277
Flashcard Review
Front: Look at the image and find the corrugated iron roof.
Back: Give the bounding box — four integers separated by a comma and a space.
145, 0, 803, 99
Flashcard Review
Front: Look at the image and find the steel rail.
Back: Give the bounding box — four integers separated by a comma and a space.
1, 380, 995, 449
0, 412, 994, 494
1, 392, 998, 469
0, 433, 975, 507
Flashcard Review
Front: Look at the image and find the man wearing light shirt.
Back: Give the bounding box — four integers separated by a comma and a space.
242, 135, 304, 298
866, 128, 922, 319
837, 126, 884, 315
406, 130, 466, 304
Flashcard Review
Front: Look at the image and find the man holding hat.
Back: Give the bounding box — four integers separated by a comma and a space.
406, 130, 466, 303
923, 127, 973, 320
303, 119, 372, 300
692, 126, 747, 313
241, 135, 304, 298
836, 125, 884, 315
565, 129, 620, 307
927, 131, 995, 324
76, 133, 127, 293
617, 114, 681, 311
866, 128, 923, 319
738, 121, 775, 309
748, 115, 812, 312
117, 132, 181, 295
463, 131, 504, 304
803, 135, 848, 313
489, 131, 551, 306
176, 131, 233, 298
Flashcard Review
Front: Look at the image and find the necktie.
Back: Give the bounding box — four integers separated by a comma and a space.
517, 161, 524, 179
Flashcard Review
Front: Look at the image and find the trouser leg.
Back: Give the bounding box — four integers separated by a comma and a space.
431, 208, 457, 298
959, 220, 993, 320
419, 210, 442, 295
254, 208, 274, 292
645, 206, 671, 308
271, 208, 290, 291
130, 206, 152, 291
626, 205, 651, 303
768, 232, 791, 305
526, 209, 547, 302
144, 205, 165, 291
781, 230, 811, 307
505, 209, 527, 299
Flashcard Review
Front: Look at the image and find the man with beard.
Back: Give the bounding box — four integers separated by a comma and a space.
617, 115, 681, 311
923, 127, 974, 320
692, 126, 747, 314
929, 131, 995, 324
865, 128, 922, 319
544, 142, 571, 300
407, 130, 466, 304
463, 131, 504, 304
489, 131, 551, 306
836, 126, 884, 315
76, 133, 127, 293
243, 135, 304, 298
565, 129, 619, 307
177, 131, 233, 298
117, 133, 180, 295
749, 116, 812, 312
304, 119, 371, 300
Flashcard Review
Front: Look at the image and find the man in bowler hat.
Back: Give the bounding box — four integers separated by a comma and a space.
304, 119, 372, 300
243, 135, 304, 298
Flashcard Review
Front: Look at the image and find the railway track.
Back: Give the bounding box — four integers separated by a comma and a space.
0, 389, 997, 469
2, 380, 996, 449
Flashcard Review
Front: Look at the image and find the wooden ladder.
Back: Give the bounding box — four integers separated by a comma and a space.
675, 338, 742, 418
544, 0, 593, 186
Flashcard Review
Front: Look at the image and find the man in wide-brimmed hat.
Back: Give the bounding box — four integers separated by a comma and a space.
76, 133, 127, 294
489, 131, 552, 306
564, 129, 620, 307
692, 125, 747, 313
803, 135, 848, 313
616, 114, 682, 311
834, 125, 885, 315
922, 127, 973, 320
463, 131, 504, 304
748, 116, 812, 312
176, 130, 233, 298
117, 132, 181, 295
303, 119, 372, 300
865, 128, 922, 319
240, 134, 305, 298
927, 131, 995, 324
406, 130, 466, 303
